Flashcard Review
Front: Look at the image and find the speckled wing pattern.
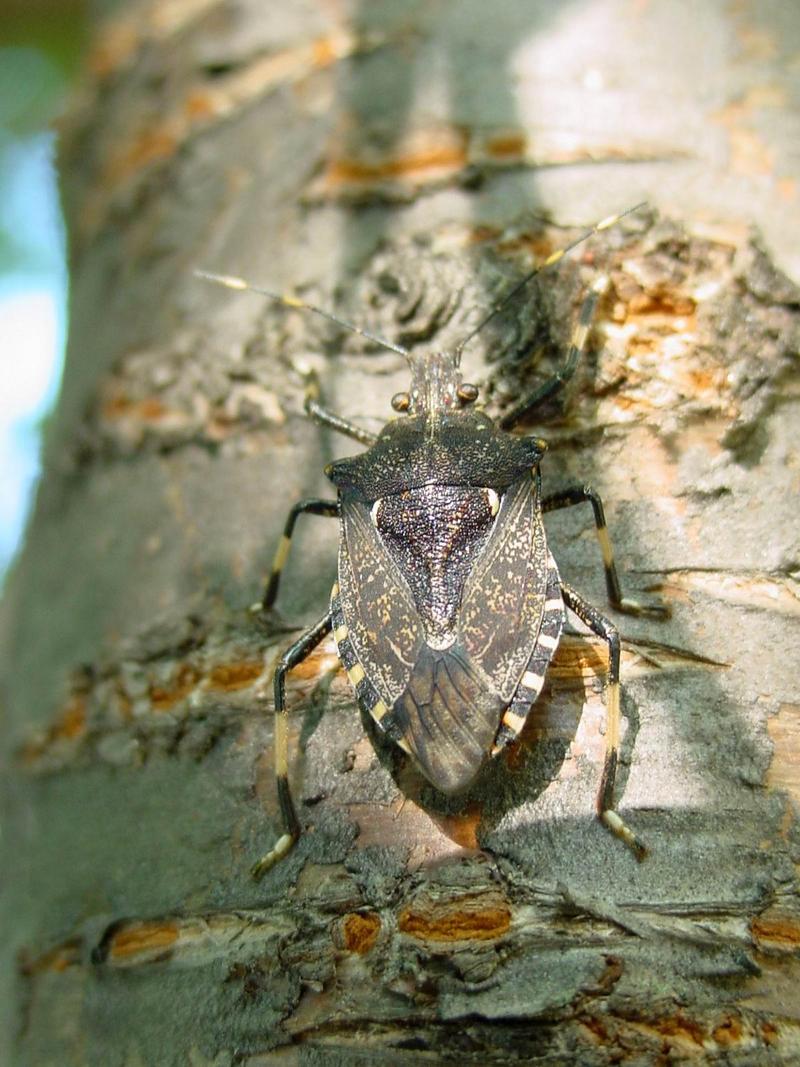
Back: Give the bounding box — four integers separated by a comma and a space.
333, 473, 559, 794
460, 473, 551, 699
336, 498, 423, 702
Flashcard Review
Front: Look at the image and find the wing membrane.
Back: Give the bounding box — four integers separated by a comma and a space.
389, 641, 504, 793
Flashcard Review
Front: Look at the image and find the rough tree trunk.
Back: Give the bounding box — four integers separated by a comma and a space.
2, 1, 799, 1064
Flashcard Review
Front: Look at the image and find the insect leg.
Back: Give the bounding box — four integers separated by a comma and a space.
499, 275, 607, 430
542, 487, 669, 619
304, 369, 377, 446
561, 583, 646, 861
262, 498, 338, 609
251, 611, 333, 879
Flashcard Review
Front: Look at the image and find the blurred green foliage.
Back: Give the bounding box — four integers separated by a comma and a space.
0, 0, 87, 275
0, 2, 87, 577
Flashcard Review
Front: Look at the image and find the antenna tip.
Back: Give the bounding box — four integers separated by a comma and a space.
195, 270, 248, 290
596, 202, 649, 231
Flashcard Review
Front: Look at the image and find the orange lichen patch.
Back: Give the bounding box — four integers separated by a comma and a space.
612, 392, 652, 412
316, 123, 469, 194
468, 224, 501, 245
184, 90, 217, 121
767, 704, 800, 807
19, 694, 87, 764
56, 694, 87, 740
138, 397, 169, 421
398, 890, 511, 942
519, 234, 559, 260
490, 230, 558, 262
18, 939, 81, 977
762, 1021, 779, 1045
752, 910, 800, 953
341, 912, 381, 955
484, 130, 527, 160
625, 291, 697, 319
429, 805, 482, 850
634, 1012, 706, 1048
108, 921, 179, 961
206, 660, 264, 691
777, 178, 797, 203
686, 367, 723, 394
101, 391, 132, 418
325, 145, 468, 186
101, 391, 171, 423
713, 1015, 744, 1047
149, 663, 200, 711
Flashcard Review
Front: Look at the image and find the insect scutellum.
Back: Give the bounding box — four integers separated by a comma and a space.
198, 202, 669, 880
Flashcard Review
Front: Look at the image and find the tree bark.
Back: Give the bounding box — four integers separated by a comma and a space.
2, 1, 800, 1064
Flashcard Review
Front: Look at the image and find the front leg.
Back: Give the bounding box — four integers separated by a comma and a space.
262, 498, 338, 610
304, 369, 377, 446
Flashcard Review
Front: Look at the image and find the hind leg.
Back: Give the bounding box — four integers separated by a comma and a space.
561, 583, 646, 861
252, 611, 333, 878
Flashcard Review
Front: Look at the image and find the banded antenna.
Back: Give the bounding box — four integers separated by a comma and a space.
454, 202, 647, 364
195, 270, 409, 358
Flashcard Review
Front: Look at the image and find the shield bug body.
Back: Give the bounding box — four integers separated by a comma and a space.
198, 206, 668, 877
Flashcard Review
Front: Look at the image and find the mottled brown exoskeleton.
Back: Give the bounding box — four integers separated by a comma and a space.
198, 205, 668, 877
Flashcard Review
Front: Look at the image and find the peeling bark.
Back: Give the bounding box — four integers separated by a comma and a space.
2, 1, 800, 1064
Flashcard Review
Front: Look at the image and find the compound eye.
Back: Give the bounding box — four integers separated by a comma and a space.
457, 383, 479, 404
391, 392, 410, 412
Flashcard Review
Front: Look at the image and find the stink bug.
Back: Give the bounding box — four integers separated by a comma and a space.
197, 204, 668, 877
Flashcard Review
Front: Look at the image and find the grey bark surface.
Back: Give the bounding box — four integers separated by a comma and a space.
2, 1, 800, 1064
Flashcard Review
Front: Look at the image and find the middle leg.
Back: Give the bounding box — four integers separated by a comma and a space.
251, 611, 333, 879
542, 486, 669, 619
